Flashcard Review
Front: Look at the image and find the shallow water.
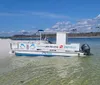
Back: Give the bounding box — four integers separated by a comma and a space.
0, 38, 100, 85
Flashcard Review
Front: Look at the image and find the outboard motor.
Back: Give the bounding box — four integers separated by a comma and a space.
81, 44, 90, 55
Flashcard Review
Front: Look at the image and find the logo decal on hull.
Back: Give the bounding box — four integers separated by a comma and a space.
30, 44, 35, 49
20, 43, 25, 49
59, 45, 63, 48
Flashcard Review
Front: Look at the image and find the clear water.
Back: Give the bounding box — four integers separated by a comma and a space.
0, 38, 100, 85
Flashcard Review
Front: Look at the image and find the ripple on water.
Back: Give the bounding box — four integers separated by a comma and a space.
0, 53, 100, 85
0, 56, 84, 85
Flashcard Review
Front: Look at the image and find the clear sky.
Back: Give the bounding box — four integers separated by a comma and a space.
0, 0, 100, 32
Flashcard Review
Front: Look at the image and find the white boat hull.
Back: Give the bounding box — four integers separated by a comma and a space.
15, 51, 85, 57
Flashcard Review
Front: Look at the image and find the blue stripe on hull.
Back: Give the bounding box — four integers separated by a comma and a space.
15, 53, 55, 57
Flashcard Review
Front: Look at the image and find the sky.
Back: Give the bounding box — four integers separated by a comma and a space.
0, 0, 100, 32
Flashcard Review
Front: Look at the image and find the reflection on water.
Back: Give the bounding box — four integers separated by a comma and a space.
0, 38, 100, 85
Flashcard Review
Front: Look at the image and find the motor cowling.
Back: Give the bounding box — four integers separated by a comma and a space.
81, 44, 90, 55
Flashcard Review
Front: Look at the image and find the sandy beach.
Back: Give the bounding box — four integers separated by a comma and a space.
0, 39, 11, 59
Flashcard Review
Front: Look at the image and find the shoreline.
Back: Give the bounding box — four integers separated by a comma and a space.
1, 37, 100, 40
68, 36, 100, 38
11, 32, 100, 39
1, 36, 100, 39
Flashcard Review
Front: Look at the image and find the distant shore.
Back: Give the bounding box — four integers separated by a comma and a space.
1, 32, 100, 39
10, 32, 100, 39
68, 36, 100, 38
